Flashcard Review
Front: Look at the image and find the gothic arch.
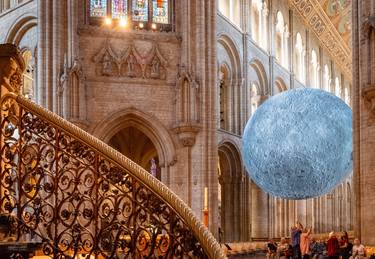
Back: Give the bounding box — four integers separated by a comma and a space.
5, 15, 37, 45
274, 77, 288, 93
218, 140, 245, 242
91, 108, 177, 168
218, 140, 242, 180
217, 34, 242, 134
249, 58, 269, 96
217, 33, 242, 79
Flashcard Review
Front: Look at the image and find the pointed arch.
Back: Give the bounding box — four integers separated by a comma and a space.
90, 108, 177, 168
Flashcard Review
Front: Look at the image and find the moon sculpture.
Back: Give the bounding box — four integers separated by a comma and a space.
242, 88, 352, 199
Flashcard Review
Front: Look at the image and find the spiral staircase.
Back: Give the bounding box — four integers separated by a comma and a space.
0, 44, 225, 258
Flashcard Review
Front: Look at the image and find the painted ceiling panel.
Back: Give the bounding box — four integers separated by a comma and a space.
321, 0, 351, 46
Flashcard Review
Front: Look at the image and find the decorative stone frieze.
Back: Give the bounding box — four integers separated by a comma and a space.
92, 40, 168, 80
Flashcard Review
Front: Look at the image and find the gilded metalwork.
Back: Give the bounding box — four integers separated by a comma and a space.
0, 93, 225, 258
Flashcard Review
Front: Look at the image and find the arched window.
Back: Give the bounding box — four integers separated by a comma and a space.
22, 49, 36, 100
310, 49, 319, 88
344, 85, 350, 105
335, 77, 341, 97
250, 83, 259, 116
323, 65, 331, 92
276, 11, 288, 68
218, 0, 230, 19
89, 0, 171, 30
218, 0, 241, 28
294, 33, 305, 83
219, 65, 230, 130
251, 0, 268, 49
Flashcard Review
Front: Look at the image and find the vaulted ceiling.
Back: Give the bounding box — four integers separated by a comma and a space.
321, 0, 351, 46
289, 0, 352, 81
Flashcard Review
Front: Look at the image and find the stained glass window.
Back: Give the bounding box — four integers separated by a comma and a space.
89, 0, 171, 28
90, 0, 107, 17
152, 0, 168, 24
112, 0, 128, 19
132, 0, 148, 22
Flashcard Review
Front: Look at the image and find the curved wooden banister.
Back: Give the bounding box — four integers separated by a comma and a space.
0, 44, 226, 258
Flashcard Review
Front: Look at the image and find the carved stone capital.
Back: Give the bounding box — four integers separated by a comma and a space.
173, 124, 201, 147
362, 85, 375, 115
362, 16, 375, 37
0, 44, 25, 95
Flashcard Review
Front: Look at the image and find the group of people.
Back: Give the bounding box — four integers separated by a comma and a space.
267, 222, 367, 259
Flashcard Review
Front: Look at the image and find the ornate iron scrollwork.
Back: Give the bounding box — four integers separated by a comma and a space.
0, 43, 225, 259
0, 99, 214, 258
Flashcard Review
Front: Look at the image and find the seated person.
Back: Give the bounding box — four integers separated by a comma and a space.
267, 239, 278, 259
278, 237, 291, 259
350, 238, 366, 259
311, 239, 327, 259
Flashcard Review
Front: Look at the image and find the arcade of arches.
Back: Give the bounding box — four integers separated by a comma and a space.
1, 0, 375, 247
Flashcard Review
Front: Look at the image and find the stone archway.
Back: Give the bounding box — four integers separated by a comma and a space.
218, 141, 246, 243
91, 108, 177, 184
108, 126, 161, 180
274, 77, 288, 94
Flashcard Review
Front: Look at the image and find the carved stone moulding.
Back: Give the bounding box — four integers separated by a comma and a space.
0, 43, 26, 94
173, 124, 201, 147
362, 85, 375, 115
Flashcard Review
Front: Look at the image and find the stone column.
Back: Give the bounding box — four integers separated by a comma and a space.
251, 182, 269, 239
353, 0, 375, 246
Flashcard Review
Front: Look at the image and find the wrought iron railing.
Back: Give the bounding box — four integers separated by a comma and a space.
0, 46, 225, 259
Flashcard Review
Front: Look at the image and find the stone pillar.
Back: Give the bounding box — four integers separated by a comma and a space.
353, 0, 375, 246
251, 182, 269, 239
176, 0, 219, 236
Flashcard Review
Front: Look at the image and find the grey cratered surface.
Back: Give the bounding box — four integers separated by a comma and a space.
242, 88, 352, 199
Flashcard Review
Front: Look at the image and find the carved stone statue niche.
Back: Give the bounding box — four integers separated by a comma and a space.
126, 53, 137, 77
102, 52, 114, 76
150, 56, 161, 79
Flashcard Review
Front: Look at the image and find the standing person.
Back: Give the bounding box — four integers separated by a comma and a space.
267, 239, 278, 259
300, 227, 312, 259
327, 232, 340, 259
291, 222, 303, 259
339, 231, 350, 259
350, 238, 366, 259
